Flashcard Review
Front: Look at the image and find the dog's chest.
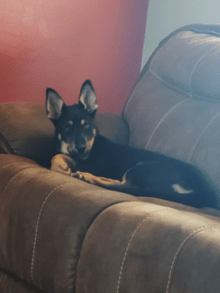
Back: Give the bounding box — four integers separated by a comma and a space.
74, 136, 125, 179
75, 151, 115, 178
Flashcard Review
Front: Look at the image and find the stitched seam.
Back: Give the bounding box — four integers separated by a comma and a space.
123, 64, 220, 121
116, 208, 168, 293
149, 68, 192, 97
149, 68, 220, 102
0, 167, 37, 208
188, 111, 220, 163
188, 46, 213, 95
145, 99, 188, 150
166, 224, 218, 293
30, 182, 76, 282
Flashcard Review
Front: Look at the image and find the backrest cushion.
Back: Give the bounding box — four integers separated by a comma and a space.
123, 24, 220, 201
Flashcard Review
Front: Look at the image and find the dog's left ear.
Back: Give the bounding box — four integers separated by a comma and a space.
79, 80, 98, 114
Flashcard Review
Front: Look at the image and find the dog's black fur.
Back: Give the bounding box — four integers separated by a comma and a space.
46, 80, 218, 209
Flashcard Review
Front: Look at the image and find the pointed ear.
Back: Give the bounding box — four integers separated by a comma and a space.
79, 80, 98, 114
46, 88, 64, 122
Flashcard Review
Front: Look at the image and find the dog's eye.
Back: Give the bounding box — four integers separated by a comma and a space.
84, 123, 90, 129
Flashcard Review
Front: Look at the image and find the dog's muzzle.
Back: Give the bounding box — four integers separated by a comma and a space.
67, 145, 90, 160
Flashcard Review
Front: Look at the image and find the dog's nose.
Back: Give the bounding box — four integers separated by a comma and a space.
77, 146, 86, 154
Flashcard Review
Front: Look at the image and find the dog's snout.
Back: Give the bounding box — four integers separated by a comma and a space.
67, 144, 76, 154
77, 146, 87, 154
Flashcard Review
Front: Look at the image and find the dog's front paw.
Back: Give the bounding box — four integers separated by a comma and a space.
50, 154, 77, 176
72, 171, 97, 184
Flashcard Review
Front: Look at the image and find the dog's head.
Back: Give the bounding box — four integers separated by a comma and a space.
46, 80, 98, 160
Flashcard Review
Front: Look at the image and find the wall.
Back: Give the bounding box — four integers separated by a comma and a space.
142, 0, 220, 69
0, 0, 149, 114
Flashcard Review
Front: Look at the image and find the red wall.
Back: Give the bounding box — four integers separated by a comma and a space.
0, 0, 149, 114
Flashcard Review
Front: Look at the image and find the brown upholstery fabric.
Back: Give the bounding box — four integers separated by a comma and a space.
0, 103, 129, 168
123, 30, 220, 207
0, 154, 136, 293
76, 202, 220, 293
0, 269, 44, 293
0, 103, 55, 168
1, 154, 220, 292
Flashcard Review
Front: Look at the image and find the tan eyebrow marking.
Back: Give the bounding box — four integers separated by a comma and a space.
58, 134, 61, 140
69, 120, 73, 125
81, 120, 85, 125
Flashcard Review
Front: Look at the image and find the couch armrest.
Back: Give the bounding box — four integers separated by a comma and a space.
1, 154, 220, 292
0, 154, 135, 293
76, 201, 220, 293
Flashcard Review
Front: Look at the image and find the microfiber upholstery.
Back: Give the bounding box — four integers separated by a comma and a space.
0, 154, 136, 293
123, 25, 220, 206
76, 202, 220, 293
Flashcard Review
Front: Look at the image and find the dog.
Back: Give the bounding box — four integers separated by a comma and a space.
46, 80, 218, 209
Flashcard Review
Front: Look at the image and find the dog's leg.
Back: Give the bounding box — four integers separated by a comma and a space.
72, 171, 130, 192
71, 163, 202, 206
71, 169, 162, 196
50, 154, 77, 175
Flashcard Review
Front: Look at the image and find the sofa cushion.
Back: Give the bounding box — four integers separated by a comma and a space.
0, 103, 129, 168
123, 24, 220, 206
76, 201, 220, 293
1, 154, 220, 293
0, 154, 135, 293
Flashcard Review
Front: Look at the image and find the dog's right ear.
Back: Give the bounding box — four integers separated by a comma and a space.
79, 80, 98, 115
46, 88, 64, 123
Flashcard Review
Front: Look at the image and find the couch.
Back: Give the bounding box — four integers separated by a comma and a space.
1, 24, 220, 293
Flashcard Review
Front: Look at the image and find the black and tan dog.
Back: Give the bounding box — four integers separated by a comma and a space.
46, 80, 217, 209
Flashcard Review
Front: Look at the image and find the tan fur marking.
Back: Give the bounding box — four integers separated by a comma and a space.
67, 143, 76, 153
61, 141, 69, 154
86, 137, 95, 150
172, 184, 193, 194
72, 171, 129, 194
50, 154, 77, 174
83, 129, 96, 153
69, 120, 73, 125
58, 133, 62, 140
81, 120, 85, 125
